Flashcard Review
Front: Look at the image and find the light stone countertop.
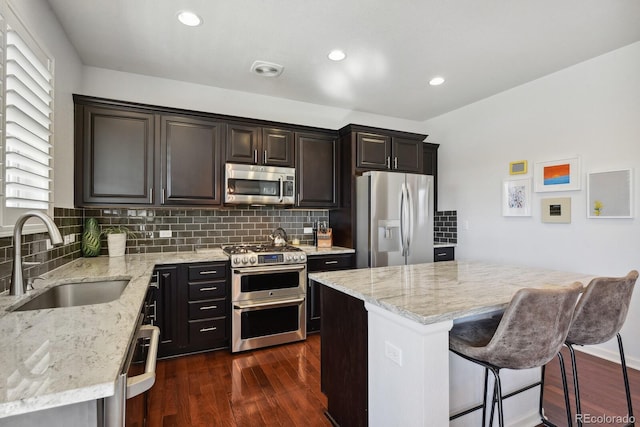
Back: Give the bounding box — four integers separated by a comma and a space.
296, 245, 355, 255
0, 250, 227, 419
309, 260, 595, 325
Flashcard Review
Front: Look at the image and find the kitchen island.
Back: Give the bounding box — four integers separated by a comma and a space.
309, 260, 594, 427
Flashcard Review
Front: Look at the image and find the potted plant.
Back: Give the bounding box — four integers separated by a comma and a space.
102, 225, 137, 257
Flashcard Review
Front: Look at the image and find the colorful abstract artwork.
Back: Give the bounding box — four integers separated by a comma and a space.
534, 157, 580, 192
543, 164, 570, 185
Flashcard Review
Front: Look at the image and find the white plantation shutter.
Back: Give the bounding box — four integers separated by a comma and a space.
4, 23, 53, 209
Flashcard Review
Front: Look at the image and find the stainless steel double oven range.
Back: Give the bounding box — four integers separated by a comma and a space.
223, 244, 307, 353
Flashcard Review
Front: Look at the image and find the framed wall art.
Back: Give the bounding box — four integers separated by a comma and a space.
509, 160, 528, 175
541, 197, 571, 223
502, 178, 532, 216
534, 157, 581, 192
587, 169, 633, 218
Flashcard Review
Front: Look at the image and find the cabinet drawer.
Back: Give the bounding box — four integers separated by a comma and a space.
307, 254, 355, 272
188, 318, 226, 344
434, 246, 455, 262
188, 281, 226, 300
189, 299, 226, 320
188, 264, 226, 281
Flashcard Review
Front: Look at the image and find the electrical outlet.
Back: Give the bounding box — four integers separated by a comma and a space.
384, 341, 403, 366
159, 230, 172, 238
69, 234, 76, 243
63, 235, 71, 245
303, 227, 313, 234
45, 239, 52, 250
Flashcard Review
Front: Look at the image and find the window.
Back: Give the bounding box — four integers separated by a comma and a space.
0, 2, 54, 235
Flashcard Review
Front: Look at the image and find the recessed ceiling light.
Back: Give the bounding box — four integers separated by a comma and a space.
177, 11, 202, 27
429, 76, 445, 86
328, 50, 347, 61
250, 60, 284, 77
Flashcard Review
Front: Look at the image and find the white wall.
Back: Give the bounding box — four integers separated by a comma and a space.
80, 66, 428, 134
425, 41, 640, 365
10, 0, 83, 208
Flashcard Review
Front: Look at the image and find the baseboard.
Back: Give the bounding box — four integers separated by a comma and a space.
511, 410, 541, 427
573, 345, 640, 371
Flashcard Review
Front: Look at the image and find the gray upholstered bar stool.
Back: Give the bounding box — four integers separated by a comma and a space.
449, 283, 583, 427
563, 270, 638, 427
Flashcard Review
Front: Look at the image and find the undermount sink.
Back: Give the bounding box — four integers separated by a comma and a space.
12, 279, 130, 312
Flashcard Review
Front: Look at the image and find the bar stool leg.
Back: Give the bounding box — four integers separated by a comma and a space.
567, 343, 583, 427
617, 333, 634, 423
539, 353, 573, 427
482, 367, 489, 427
486, 367, 504, 427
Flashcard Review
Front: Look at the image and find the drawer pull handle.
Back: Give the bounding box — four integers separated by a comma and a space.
200, 286, 218, 291
200, 327, 217, 332
199, 270, 217, 275
437, 253, 447, 257
325, 261, 339, 265
199, 305, 218, 310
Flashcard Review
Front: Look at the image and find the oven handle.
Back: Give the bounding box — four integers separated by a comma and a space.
234, 297, 305, 311
278, 176, 284, 203
233, 264, 306, 275
126, 325, 160, 399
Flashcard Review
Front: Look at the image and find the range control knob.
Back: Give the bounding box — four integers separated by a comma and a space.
233, 256, 240, 265
292, 255, 299, 261
299, 254, 306, 262
242, 256, 248, 264
250, 256, 256, 264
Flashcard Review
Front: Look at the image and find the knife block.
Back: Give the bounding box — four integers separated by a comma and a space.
316, 228, 333, 248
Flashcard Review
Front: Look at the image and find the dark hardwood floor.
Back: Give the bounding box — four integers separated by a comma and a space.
128, 335, 639, 427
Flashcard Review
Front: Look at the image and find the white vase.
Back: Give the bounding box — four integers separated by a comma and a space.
107, 233, 127, 257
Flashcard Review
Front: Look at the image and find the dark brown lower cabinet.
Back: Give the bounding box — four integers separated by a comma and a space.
320, 284, 368, 426
156, 262, 229, 358
306, 253, 355, 333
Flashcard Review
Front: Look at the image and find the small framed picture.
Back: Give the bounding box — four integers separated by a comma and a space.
541, 197, 571, 223
509, 160, 528, 175
502, 178, 532, 216
534, 157, 581, 192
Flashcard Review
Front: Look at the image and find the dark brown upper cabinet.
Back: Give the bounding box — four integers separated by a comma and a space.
355, 130, 423, 173
75, 103, 155, 205
160, 115, 224, 205
296, 132, 339, 208
226, 123, 294, 167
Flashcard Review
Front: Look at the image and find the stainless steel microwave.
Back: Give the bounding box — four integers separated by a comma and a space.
225, 163, 296, 205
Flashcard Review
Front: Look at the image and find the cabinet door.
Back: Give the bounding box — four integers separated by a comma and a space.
356, 132, 391, 170
80, 106, 155, 205
392, 137, 423, 173
161, 115, 223, 205
296, 133, 339, 207
262, 128, 294, 166
307, 253, 355, 333
423, 143, 439, 211
226, 123, 260, 164
155, 266, 182, 358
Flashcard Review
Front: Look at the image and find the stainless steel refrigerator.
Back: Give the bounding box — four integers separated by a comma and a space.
356, 171, 434, 268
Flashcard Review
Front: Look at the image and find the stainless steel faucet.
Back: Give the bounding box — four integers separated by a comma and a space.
10, 211, 63, 297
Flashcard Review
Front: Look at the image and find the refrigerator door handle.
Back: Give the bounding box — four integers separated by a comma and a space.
405, 183, 414, 256
399, 183, 406, 256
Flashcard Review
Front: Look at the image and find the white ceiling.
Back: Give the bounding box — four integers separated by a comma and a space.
46, 0, 640, 121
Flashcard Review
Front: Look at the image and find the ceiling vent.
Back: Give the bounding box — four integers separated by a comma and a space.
250, 60, 284, 78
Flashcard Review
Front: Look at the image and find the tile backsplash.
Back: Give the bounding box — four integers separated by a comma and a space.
84, 207, 329, 255
434, 210, 458, 245
0, 206, 457, 293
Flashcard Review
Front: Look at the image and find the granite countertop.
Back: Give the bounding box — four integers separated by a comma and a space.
309, 260, 594, 326
296, 245, 355, 255
0, 250, 227, 419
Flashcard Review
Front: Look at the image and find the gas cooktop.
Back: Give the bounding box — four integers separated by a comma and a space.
223, 244, 306, 267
